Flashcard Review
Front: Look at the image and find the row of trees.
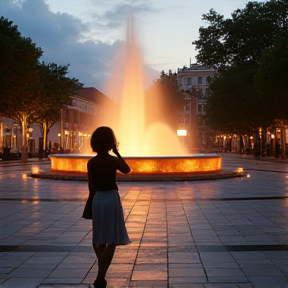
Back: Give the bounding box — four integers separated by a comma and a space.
193, 0, 288, 149
0, 16, 82, 162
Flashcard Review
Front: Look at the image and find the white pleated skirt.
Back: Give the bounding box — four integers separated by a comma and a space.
92, 190, 130, 245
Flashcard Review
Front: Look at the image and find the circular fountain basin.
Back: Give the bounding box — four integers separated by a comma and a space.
49, 153, 222, 175
30, 154, 243, 181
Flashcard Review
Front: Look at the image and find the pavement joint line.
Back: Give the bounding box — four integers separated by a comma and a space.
245, 168, 288, 173
1, 195, 288, 202
1, 245, 288, 253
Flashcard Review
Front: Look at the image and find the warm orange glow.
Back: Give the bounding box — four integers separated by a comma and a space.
103, 16, 187, 156
22, 174, 27, 179
236, 167, 243, 173
32, 166, 40, 174
50, 154, 222, 174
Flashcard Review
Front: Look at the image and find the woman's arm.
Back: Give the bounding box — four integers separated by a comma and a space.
113, 146, 131, 174
87, 160, 96, 194
82, 160, 96, 219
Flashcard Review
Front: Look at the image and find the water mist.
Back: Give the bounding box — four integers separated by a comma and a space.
105, 16, 187, 156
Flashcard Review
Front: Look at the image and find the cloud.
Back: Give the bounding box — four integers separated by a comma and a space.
0, 0, 159, 95
91, 1, 158, 30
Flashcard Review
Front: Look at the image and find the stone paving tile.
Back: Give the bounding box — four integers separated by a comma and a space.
41, 278, 85, 284
168, 251, 201, 264
129, 280, 167, 287
39, 285, 88, 288
0, 277, 43, 288
169, 263, 206, 278
204, 284, 253, 288
247, 277, 288, 288
131, 264, 167, 281
169, 276, 206, 285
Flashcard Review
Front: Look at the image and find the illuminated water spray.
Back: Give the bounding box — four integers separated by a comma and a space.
115, 16, 146, 155
106, 16, 187, 156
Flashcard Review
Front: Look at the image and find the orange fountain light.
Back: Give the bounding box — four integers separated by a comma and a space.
49, 154, 222, 175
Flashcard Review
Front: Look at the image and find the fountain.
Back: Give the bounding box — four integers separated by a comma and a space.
33, 16, 243, 181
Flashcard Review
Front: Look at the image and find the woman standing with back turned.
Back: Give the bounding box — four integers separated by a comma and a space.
83, 126, 131, 288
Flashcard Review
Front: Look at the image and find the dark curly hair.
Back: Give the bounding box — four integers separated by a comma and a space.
90, 126, 118, 153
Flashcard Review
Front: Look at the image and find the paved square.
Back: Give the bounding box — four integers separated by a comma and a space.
0, 154, 288, 287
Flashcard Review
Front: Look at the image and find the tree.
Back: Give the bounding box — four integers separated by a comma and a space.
33, 62, 83, 156
145, 71, 183, 132
193, 1, 288, 70
206, 62, 258, 134
0, 17, 42, 162
193, 0, 288, 135
255, 36, 288, 120
255, 36, 288, 157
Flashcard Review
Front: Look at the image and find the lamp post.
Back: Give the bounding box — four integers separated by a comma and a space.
79, 132, 83, 152
270, 133, 275, 156
27, 127, 33, 155
64, 130, 69, 152
58, 133, 61, 152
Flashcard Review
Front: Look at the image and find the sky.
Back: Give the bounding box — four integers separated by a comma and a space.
1, 0, 257, 95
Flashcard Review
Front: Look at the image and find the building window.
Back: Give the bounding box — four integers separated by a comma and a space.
186, 77, 191, 85
198, 104, 202, 114
198, 76, 202, 85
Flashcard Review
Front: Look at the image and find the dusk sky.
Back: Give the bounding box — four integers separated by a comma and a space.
1, 0, 259, 95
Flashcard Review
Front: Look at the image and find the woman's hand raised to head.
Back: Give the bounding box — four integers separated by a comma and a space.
113, 144, 130, 173
112, 145, 119, 156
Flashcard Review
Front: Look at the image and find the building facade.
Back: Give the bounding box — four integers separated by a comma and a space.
57, 87, 118, 153
0, 87, 116, 158
177, 63, 217, 151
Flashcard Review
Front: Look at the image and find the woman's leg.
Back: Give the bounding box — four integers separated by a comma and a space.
93, 244, 106, 260
97, 244, 116, 279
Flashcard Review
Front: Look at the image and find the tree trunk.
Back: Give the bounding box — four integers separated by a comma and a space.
281, 128, 286, 159
43, 121, 47, 157
21, 115, 28, 163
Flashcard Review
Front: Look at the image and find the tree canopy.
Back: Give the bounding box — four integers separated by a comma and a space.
0, 16, 82, 160
34, 62, 83, 151
255, 36, 288, 121
0, 16, 43, 122
193, 0, 288, 70
193, 0, 288, 133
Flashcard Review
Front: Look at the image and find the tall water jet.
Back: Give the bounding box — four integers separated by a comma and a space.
106, 15, 187, 156
115, 16, 146, 156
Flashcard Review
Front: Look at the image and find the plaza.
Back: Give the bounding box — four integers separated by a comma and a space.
0, 153, 288, 288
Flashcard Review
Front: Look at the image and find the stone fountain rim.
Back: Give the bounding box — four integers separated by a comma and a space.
34, 153, 244, 181
49, 153, 221, 159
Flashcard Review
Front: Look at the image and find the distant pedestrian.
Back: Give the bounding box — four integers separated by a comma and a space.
82, 126, 131, 288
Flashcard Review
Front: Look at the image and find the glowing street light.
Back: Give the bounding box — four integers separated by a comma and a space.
177, 129, 187, 136
58, 133, 61, 152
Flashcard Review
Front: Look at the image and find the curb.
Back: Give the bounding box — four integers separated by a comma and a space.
30, 170, 244, 182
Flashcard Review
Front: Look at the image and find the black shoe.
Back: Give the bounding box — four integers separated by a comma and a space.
93, 278, 107, 288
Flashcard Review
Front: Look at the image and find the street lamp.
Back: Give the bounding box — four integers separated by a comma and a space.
58, 133, 61, 152
177, 129, 187, 136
